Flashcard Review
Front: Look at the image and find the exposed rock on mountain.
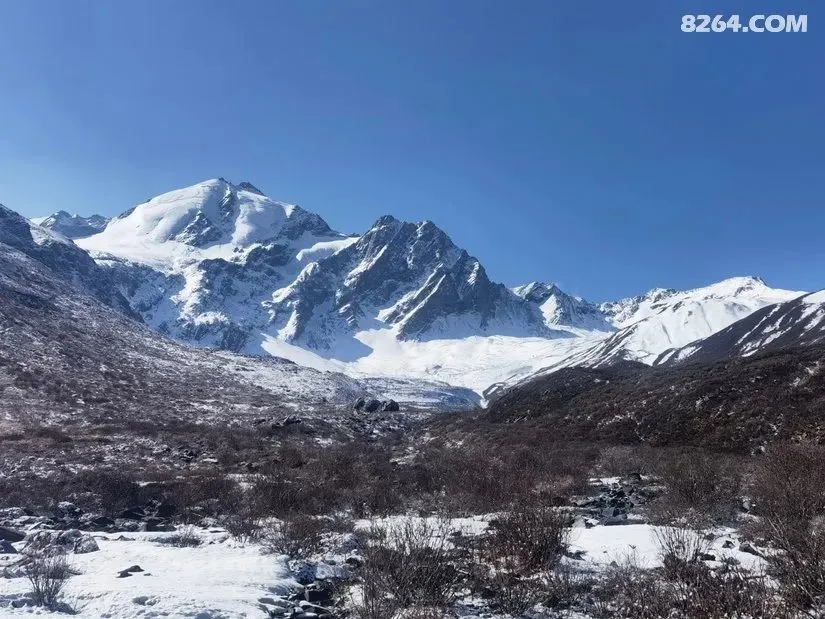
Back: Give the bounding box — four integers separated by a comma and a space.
269, 215, 553, 349
513, 282, 614, 332
1, 205, 136, 318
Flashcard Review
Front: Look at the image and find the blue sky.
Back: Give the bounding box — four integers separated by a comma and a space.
0, 1, 822, 301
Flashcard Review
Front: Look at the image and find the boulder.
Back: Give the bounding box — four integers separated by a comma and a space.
380, 399, 400, 412
363, 399, 382, 413
74, 535, 100, 554
0, 540, 17, 554
0, 526, 25, 542
352, 398, 366, 411
24, 529, 99, 554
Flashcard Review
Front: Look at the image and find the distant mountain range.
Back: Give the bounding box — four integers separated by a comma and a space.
27, 178, 823, 400
31, 211, 109, 239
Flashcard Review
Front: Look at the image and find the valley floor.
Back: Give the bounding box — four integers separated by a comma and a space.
0, 511, 766, 618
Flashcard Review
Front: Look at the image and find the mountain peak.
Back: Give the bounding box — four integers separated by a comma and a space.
236, 181, 265, 195
78, 179, 341, 262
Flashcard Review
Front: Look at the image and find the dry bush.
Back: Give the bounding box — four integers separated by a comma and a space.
651, 449, 743, 526
262, 514, 325, 558
25, 552, 72, 611
157, 525, 201, 547
653, 526, 711, 581
594, 553, 673, 619
220, 496, 261, 545
399, 438, 593, 515
752, 442, 825, 611
594, 550, 785, 619
249, 441, 401, 518
487, 503, 570, 573
248, 471, 302, 517
358, 517, 461, 610
485, 573, 542, 615
596, 445, 659, 477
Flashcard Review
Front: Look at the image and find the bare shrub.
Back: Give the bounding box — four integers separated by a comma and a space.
651, 449, 742, 526
262, 514, 325, 558
25, 553, 72, 611
597, 445, 658, 477
594, 550, 785, 619
359, 517, 461, 610
221, 502, 261, 545
543, 562, 594, 609
594, 553, 672, 619
157, 525, 201, 547
484, 572, 542, 615
653, 526, 711, 581
487, 503, 570, 573
752, 442, 825, 611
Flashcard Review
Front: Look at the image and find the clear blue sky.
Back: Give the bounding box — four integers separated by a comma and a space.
0, 1, 822, 301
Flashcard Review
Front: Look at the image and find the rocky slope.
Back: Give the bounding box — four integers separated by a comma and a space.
487, 343, 825, 451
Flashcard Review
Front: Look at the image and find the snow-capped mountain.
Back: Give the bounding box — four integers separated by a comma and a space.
269, 215, 553, 349
0, 200, 478, 413
584, 277, 803, 364
75, 179, 554, 355
512, 282, 614, 332
77, 178, 357, 351
484, 277, 806, 394
656, 290, 825, 366
31, 211, 109, 239
24, 178, 813, 399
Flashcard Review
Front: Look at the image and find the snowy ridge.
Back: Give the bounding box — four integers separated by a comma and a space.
31, 211, 109, 239
513, 281, 614, 333
655, 289, 825, 366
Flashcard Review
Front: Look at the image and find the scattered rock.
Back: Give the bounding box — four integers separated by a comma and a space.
74, 535, 100, 554
289, 560, 317, 585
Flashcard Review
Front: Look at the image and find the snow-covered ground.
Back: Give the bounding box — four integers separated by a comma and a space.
1, 530, 296, 618
0, 520, 766, 618
261, 330, 602, 397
